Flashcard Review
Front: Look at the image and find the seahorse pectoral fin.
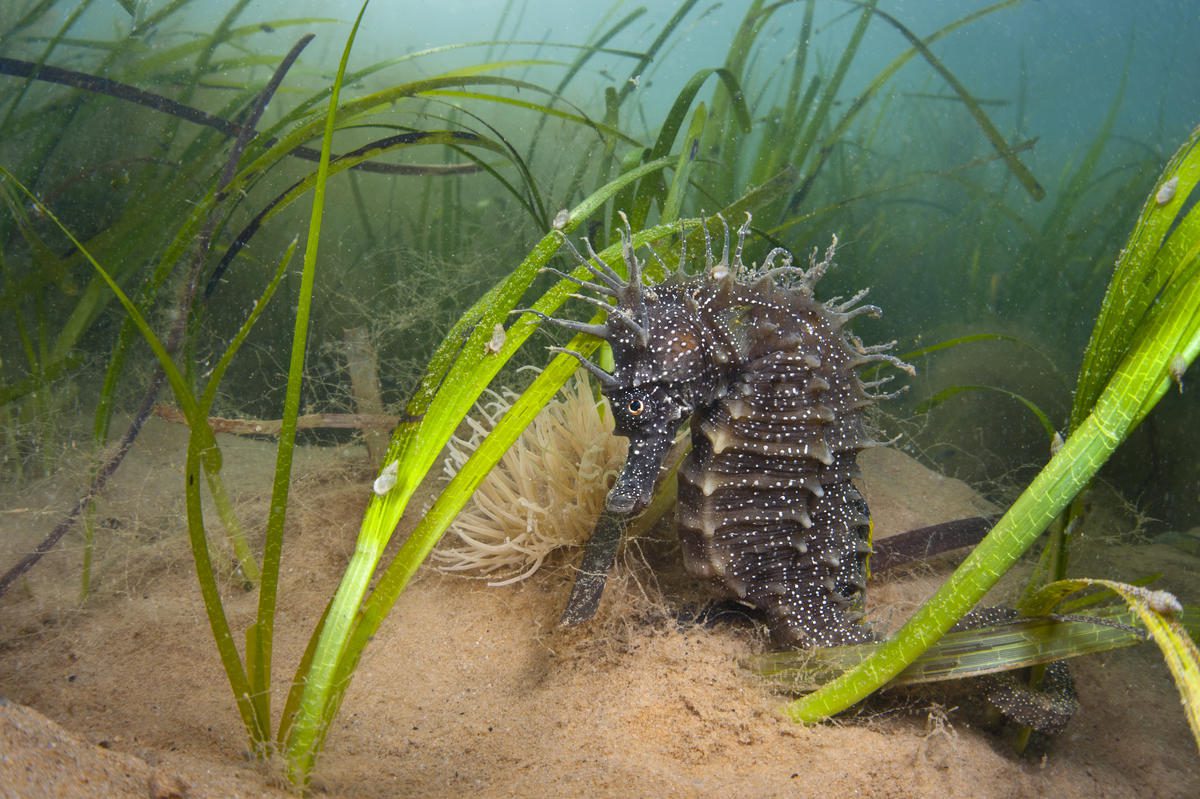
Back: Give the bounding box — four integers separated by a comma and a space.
605, 432, 673, 514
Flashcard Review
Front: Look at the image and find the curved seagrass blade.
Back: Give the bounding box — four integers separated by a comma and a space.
749, 604, 1200, 690
0, 55, 482, 177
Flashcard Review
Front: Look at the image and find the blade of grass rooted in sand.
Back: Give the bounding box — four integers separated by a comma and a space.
246, 3, 362, 749
270, 182, 796, 774
278, 160, 683, 786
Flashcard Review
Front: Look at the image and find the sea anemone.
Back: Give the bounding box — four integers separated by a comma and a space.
434, 372, 627, 585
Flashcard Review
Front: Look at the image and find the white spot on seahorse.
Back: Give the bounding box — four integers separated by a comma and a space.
1156, 176, 1178, 206
485, 323, 506, 354
373, 459, 399, 496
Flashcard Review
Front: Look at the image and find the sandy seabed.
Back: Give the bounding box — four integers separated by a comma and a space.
1, 417, 1197, 798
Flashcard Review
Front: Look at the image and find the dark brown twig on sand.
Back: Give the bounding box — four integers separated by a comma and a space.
152, 404, 399, 435
869, 516, 994, 572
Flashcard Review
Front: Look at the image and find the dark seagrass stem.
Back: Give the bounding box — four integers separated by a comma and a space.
0, 54, 468, 177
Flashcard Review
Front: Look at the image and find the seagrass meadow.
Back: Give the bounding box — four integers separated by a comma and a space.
1, 1, 1199, 796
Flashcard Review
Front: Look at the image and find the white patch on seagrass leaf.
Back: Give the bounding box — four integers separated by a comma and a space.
1139, 587, 1183, 616
373, 459, 399, 496
1169, 354, 1187, 393
485, 323, 506, 355
1156, 175, 1178, 206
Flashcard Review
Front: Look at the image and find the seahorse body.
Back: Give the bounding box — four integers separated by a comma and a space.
545, 216, 910, 647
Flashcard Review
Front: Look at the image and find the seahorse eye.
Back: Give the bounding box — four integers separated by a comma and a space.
627, 398, 645, 416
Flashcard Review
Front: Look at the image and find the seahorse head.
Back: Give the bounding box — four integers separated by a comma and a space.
540, 218, 720, 514
601, 290, 715, 513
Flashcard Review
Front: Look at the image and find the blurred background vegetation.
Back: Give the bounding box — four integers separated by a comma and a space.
1, 0, 1197, 529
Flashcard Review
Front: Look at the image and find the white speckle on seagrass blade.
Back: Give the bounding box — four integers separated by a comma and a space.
373, 460, 399, 496
1156, 175, 1178, 206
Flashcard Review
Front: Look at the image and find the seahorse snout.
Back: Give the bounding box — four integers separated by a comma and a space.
605, 431, 673, 515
